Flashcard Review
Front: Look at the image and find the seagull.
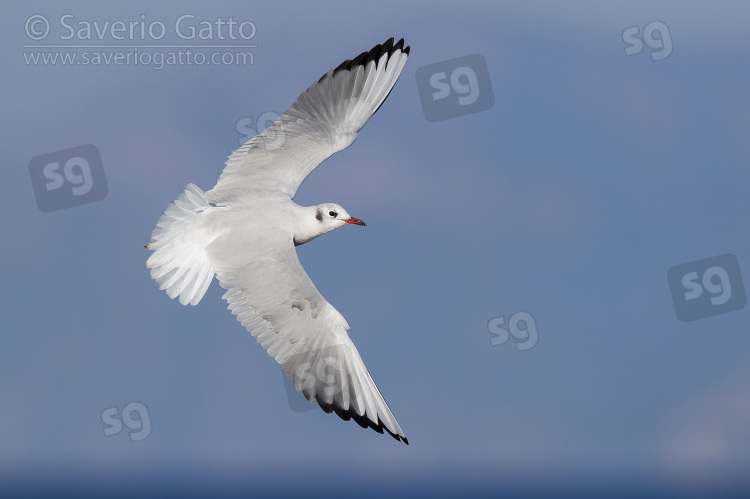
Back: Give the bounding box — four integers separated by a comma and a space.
146, 38, 410, 444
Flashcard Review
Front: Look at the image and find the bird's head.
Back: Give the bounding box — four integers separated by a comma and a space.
315, 203, 366, 230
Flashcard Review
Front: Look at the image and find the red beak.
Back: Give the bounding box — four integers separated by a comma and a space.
344, 217, 366, 226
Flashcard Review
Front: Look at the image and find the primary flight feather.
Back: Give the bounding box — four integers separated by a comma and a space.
146, 38, 410, 444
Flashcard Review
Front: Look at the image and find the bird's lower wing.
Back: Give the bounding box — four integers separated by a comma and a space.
206, 38, 410, 204
207, 228, 407, 443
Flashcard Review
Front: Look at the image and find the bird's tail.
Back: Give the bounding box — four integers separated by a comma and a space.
146, 184, 215, 306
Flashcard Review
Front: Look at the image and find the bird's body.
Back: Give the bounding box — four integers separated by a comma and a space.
199, 199, 315, 245
146, 38, 410, 443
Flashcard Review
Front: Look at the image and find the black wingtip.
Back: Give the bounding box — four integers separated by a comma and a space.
393, 38, 404, 54
325, 400, 408, 444
379, 37, 395, 60
322, 37, 410, 84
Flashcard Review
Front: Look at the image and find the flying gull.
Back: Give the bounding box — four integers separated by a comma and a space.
146, 38, 410, 444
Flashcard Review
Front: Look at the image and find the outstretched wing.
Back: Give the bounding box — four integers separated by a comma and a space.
207, 227, 408, 444
206, 38, 410, 204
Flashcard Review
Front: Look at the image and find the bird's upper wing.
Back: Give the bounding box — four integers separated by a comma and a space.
206, 38, 409, 204
207, 227, 408, 443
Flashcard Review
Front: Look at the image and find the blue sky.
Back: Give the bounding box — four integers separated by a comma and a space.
3, 1, 750, 496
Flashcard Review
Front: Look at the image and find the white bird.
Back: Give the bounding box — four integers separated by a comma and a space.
146, 38, 410, 444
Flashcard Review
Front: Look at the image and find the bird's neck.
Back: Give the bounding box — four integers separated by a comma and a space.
292, 205, 330, 246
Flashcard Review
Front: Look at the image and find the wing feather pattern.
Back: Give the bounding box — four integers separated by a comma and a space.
208, 228, 408, 443
206, 38, 410, 203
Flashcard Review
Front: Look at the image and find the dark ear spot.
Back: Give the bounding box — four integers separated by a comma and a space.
316, 210, 323, 222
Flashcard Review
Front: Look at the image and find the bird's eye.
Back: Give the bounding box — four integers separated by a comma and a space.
329, 211, 337, 217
